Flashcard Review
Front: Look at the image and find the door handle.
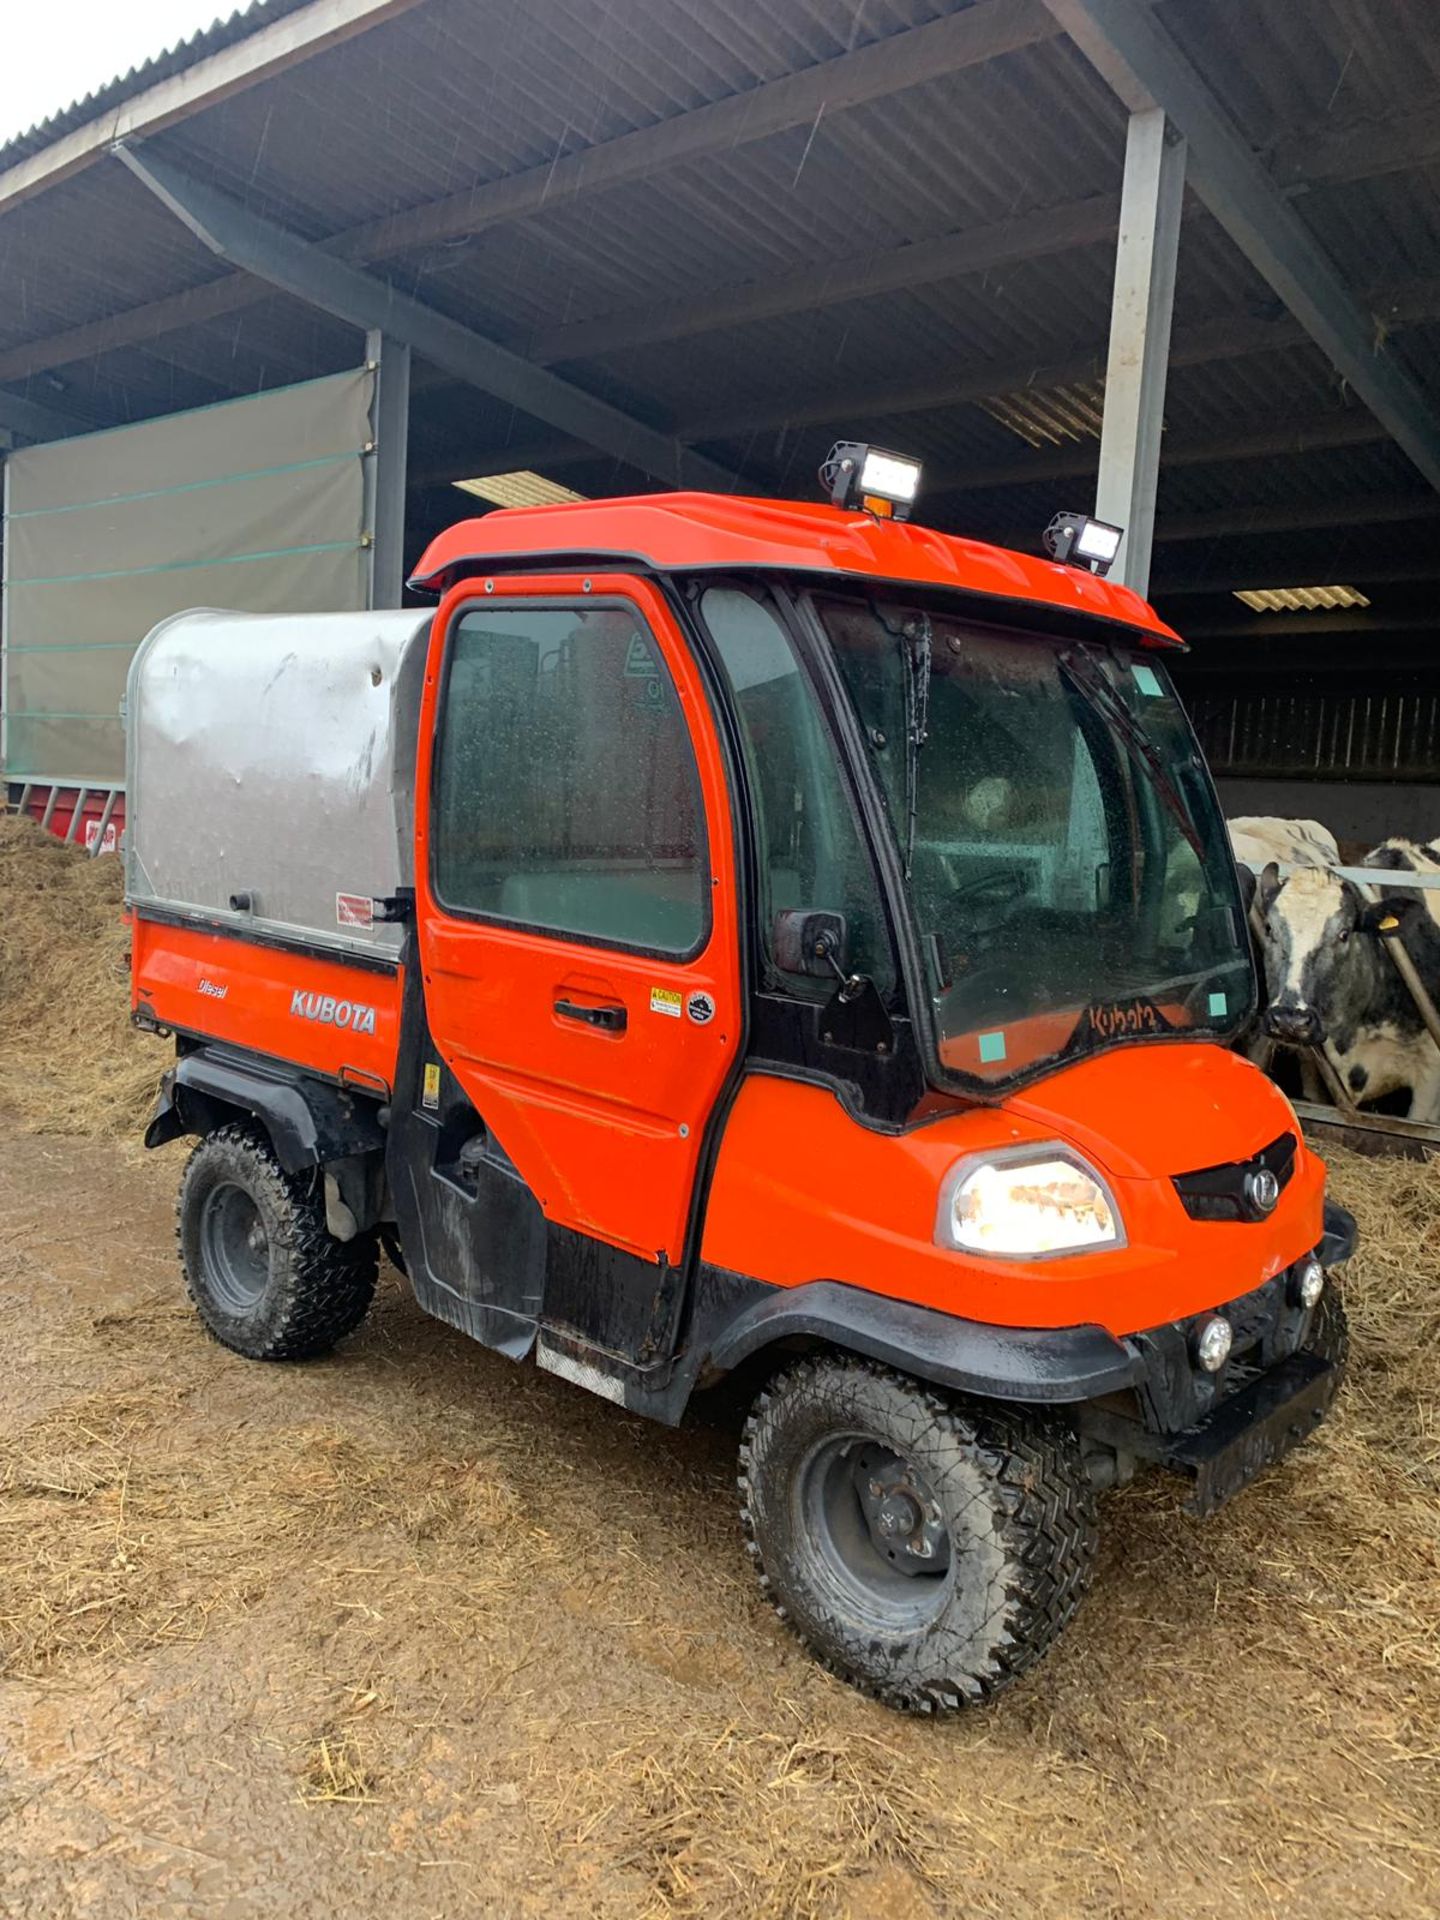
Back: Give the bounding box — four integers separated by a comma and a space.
554, 997, 627, 1033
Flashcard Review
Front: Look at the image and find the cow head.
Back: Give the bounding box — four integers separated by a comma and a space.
1255, 864, 1419, 1045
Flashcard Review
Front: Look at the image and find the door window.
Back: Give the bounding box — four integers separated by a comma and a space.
433, 601, 709, 955
699, 586, 894, 994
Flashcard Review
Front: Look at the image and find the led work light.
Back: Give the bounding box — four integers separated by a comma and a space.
820, 441, 923, 520
1043, 510, 1124, 576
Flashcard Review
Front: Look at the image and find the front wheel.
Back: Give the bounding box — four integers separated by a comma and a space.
739, 1356, 1097, 1713
177, 1125, 378, 1360
1304, 1284, 1350, 1375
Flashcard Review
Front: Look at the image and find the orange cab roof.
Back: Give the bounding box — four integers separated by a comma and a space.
410, 492, 1182, 647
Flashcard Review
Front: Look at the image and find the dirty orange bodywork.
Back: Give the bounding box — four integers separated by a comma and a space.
702, 1048, 1323, 1338
411, 572, 744, 1265
135, 490, 1320, 1350
132, 917, 403, 1091
411, 492, 1183, 648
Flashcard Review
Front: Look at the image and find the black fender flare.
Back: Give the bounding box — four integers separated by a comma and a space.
145, 1048, 386, 1174
698, 1276, 1144, 1406
1320, 1199, 1358, 1268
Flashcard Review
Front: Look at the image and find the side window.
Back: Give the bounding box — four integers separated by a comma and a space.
433, 602, 709, 954
700, 587, 894, 994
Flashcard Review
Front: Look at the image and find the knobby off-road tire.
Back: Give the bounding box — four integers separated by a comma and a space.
1304, 1285, 1350, 1376
739, 1356, 1098, 1713
177, 1124, 379, 1360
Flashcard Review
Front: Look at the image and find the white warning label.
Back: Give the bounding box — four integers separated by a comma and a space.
336, 892, 375, 929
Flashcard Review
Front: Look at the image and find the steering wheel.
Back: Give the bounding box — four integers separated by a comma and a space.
951, 867, 1030, 911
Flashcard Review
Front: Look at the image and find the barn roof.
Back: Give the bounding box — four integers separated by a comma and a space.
1, 0, 1437, 728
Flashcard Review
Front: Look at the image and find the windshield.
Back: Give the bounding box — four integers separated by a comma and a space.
813, 593, 1255, 1090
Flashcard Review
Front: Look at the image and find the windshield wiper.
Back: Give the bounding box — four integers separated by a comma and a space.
873, 607, 933, 878
1057, 645, 1204, 860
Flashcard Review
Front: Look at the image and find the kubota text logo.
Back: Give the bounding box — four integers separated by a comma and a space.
290, 989, 377, 1034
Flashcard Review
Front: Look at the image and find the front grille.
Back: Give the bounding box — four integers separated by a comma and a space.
1172, 1131, 1297, 1223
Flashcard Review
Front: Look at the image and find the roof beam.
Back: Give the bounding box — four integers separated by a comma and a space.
1148, 489, 1440, 546
527, 196, 1119, 366
405, 384, 1418, 509
114, 144, 742, 495
1156, 557, 1440, 596
0, 384, 101, 442
1041, 0, 1440, 494
0, 0, 1060, 387
0, 0, 428, 216
7, 9, 1440, 403
0, 274, 263, 388
402, 398, 1393, 503
1181, 609, 1440, 642
989, 488, 1440, 551
513, 269, 1440, 453
431, 99, 1440, 375
930, 407, 1388, 495
333, 0, 1062, 261
1270, 101, 1440, 193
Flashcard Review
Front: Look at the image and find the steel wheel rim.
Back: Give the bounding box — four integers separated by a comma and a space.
797, 1432, 954, 1634
199, 1181, 270, 1311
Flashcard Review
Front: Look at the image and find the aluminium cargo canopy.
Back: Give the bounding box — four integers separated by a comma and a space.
126, 607, 429, 958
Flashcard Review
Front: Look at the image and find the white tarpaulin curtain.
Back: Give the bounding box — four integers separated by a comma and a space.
1, 368, 375, 784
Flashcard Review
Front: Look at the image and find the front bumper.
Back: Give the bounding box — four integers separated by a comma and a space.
1164, 1348, 1339, 1516
1086, 1198, 1356, 1513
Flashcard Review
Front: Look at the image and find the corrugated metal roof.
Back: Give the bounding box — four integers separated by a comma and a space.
0, 0, 315, 170
0, 0, 1438, 677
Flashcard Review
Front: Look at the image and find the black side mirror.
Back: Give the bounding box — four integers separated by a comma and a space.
774, 909, 848, 980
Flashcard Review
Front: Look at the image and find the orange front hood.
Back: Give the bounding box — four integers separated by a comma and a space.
1003, 1041, 1300, 1182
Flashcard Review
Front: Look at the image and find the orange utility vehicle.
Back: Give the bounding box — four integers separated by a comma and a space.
128, 448, 1354, 1712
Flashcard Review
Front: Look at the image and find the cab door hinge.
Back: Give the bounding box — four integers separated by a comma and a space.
372, 888, 415, 924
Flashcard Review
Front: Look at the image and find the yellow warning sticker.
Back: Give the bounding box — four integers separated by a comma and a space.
649, 986, 683, 1019
422, 1062, 442, 1109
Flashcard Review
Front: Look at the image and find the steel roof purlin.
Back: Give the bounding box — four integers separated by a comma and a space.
0, 0, 1436, 665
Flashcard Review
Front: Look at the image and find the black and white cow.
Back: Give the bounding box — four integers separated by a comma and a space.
1364, 836, 1440, 933
1229, 816, 1340, 873
1256, 861, 1440, 1124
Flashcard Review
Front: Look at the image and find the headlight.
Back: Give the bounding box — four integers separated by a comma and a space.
937, 1147, 1124, 1259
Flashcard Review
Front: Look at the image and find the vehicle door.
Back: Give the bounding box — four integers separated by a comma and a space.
414, 574, 743, 1277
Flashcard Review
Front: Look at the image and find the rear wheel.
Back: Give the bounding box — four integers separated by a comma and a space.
177, 1125, 378, 1360
739, 1356, 1097, 1713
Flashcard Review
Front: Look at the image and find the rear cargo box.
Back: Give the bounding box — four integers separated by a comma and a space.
125, 607, 430, 958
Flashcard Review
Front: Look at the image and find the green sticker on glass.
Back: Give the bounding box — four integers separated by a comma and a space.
1208, 991, 1228, 1018
1132, 662, 1163, 697
624, 633, 658, 677
978, 1030, 1008, 1064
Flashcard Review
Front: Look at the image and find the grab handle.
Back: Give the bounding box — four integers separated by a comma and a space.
554, 996, 626, 1034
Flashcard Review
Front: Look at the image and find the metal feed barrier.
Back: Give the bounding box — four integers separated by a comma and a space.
4, 781, 124, 856
1245, 863, 1440, 1159
2, 783, 1432, 1151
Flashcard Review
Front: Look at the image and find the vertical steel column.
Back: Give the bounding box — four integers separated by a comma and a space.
364, 328, 411, 610
1095, 107, 1185, 594
1, 449, 10, 780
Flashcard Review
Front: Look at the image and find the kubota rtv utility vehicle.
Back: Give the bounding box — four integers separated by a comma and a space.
128, 449, 1354, 1712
